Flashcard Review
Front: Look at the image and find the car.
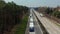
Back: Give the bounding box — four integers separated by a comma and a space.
29, 23, 34, 32
40, 13, 44, 17
30, 14, 32, 17
29, 14, 32, 18
30, 17, 33, 22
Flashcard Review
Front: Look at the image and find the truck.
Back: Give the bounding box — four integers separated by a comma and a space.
29, 23, 34, 32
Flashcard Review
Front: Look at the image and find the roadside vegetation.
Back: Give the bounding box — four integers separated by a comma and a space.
0, 0, 29, 34
15, 15, 28, 34
45, 7, 60, 19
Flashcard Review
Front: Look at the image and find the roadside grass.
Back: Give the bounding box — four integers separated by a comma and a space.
15, 16, 28, 34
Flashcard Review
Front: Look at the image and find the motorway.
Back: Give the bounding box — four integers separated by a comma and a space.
25, 9, 60, 34
33, 12, 43, 34
29, 9, 43, 34
34, 10, 60, 34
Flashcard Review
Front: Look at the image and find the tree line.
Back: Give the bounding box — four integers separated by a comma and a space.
45, 7, 60, 18
0, 1, 29, 34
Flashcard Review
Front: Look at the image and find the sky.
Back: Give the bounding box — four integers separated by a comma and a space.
4, 0, 60, 7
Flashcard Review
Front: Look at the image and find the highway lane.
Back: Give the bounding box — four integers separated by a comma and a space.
29, 9, 43, 34
25, 15, 35, 34
33, 12, 43, 34
29, 32, 35, 34
29, 9, 35, 34
34, 10, 60, 34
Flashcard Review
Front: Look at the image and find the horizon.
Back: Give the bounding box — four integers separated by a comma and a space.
4, 0, 60, 7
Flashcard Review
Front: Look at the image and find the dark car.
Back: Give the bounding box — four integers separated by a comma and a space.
29, 27, 34, 32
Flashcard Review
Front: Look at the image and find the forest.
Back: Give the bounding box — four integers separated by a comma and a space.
0, 0, 29, 34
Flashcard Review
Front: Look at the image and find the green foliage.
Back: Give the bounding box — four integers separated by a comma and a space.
0, 1, 29, 34
53, 11, 60, 18
45, 7, 60, 18
45, 7, 53, 15
15, 16, 28, 34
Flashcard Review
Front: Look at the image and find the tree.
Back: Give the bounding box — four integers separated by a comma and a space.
0, 1, 29, 34
45, 7, 53, 15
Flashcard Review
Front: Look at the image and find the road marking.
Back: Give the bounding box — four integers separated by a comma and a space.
29, 32, 35, 34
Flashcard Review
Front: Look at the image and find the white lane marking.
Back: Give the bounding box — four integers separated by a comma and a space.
29, 32, 35, 34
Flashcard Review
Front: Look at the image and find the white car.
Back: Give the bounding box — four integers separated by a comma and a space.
30, 17, 33, 22
40, 13, 44, 17
29, 13, 33, 18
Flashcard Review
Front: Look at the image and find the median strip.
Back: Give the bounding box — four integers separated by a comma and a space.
33, 11, 49, 34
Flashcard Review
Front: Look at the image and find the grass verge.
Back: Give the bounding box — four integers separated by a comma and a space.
15, 16, 28, 34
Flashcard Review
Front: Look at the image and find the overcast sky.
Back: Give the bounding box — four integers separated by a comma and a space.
4, 0, 60, 7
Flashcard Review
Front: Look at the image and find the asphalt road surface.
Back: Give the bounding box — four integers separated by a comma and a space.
33, 12, 43, 34
29, 9, 43, 34
34, 10, 60, 34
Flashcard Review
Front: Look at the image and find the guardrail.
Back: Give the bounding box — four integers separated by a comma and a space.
33, 11, 49, 34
